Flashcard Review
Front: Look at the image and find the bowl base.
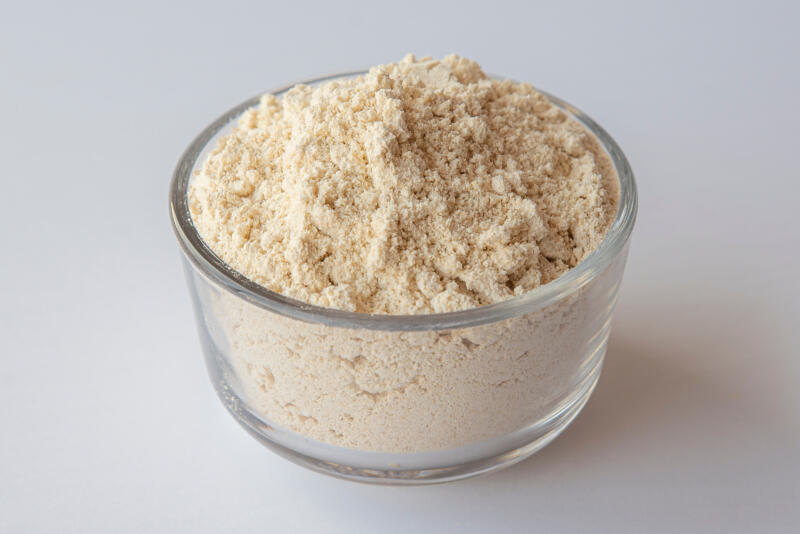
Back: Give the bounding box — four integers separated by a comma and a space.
204, 339, 603, 485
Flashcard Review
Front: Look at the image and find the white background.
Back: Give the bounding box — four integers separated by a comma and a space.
2, 1, 798, 532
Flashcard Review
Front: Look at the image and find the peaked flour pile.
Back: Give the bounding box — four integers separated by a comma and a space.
189, 55, 620, 452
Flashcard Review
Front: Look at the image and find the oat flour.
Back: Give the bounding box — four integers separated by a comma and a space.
189, 55, 619, 452
190, 54, 617, 314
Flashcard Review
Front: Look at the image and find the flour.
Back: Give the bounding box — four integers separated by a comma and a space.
188, 55, 620, 453
189, 54, 617, 314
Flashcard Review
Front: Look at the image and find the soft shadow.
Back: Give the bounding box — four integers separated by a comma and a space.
482, 288, 787, 485
507, 331, 696, 472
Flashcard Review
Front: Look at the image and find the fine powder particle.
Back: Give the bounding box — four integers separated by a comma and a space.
189, 54, 618, 315
188, 55, 622, 453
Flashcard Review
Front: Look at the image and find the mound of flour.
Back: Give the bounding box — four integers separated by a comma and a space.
189, 54, 617, 314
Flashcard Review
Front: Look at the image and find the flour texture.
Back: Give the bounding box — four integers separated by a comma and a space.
190, 54, 617, 314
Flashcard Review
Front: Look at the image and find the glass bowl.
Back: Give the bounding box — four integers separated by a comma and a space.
169, 72, 637, 485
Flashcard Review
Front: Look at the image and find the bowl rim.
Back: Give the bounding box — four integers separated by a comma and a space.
169, 71, 638, 331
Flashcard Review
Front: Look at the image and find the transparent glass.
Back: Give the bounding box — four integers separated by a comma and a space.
169, 73, 637, 484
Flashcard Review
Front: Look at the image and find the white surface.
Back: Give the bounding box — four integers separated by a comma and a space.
1, 1, 798, 532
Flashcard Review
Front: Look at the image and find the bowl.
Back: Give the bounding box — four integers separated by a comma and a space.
169, 72, 637, 484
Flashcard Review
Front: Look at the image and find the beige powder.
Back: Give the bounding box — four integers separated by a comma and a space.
195, 271, 620, 452
189, 54, 617, 314
188, 55, 621, 453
